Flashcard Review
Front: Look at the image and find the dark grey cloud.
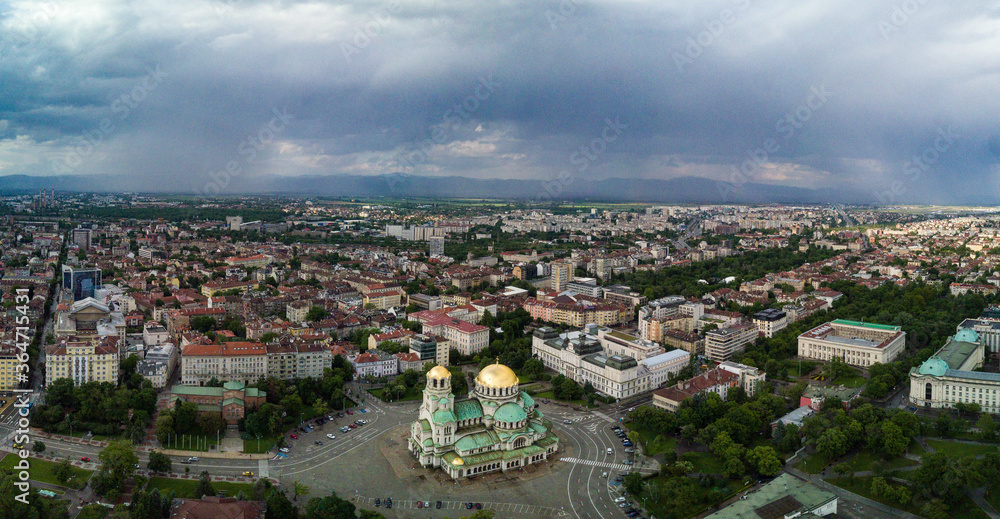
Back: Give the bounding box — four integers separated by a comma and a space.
0, 0, 998, 202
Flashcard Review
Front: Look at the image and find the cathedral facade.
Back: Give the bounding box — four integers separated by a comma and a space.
409, 362, 559, 479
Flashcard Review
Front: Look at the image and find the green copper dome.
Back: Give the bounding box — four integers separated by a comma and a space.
494, 402, 527, 423
918, 357, 949, 377
955, 329, 979, 343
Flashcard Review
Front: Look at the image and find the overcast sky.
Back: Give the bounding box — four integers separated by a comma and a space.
1, 0, 999, 202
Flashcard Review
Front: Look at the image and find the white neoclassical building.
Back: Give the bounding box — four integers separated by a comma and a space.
909, 329, 1000, 412
409, 362, 559, 479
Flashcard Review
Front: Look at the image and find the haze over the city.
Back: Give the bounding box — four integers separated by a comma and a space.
1, 0, 999, 203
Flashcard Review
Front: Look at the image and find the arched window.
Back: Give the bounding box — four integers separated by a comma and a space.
926, 382, 933, 401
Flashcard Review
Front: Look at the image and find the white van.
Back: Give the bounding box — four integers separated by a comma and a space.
607, 448, 613, 455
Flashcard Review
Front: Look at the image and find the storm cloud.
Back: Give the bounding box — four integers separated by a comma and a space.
1, 0, 999, 203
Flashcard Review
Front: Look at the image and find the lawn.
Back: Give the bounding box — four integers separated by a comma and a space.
682, 451, 726, 474
794, 452, 833, 474
832, 449, 917, 474
831, 373, 867, 388
241, 433, 281, 454
907, 440, 926, 456
529, 390, 594, 408
925, 439, 1000, 458
147, 477, 258, 498
0, 454, 93, 490
828, 476, 989, 519
635, 428, 677, 457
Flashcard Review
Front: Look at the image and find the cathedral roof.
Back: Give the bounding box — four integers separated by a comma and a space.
494, 402, 527, 423
476, 361, 519, 388
455, 400, 484, 421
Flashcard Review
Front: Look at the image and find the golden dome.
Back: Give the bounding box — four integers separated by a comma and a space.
475, 361, 519, 388
428, 366, 452, 379
451, 457, 464, 466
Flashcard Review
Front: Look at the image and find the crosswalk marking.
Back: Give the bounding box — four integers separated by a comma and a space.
559, 457, 629, 471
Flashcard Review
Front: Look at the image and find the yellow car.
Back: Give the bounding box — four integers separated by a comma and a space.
242, 471, 254, 477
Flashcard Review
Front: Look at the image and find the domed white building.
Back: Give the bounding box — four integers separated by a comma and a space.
409, 362, 559, 479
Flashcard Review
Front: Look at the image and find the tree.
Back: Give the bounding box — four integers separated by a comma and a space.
815, 428, 849, 459
623, 472, 644, 496
979, 414, 998, 443
94, 440, 138, 496
194, 471, 215, 498
306, 307, 330, 321
880, 421, 908, 458
266, 489, 297, 519
32, 441, 45, 453
920, 499, 949, 519
293, 480, 310, 502
746, 446, 782, 476
53, 459, 74, 484
148, 451, 172, 473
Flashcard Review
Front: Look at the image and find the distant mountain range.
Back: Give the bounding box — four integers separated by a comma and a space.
0, 173, 880, 204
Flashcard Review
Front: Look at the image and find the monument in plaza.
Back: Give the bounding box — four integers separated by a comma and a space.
409, 361, 559, 478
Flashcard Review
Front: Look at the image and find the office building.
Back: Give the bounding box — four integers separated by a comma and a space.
62, 265, 102, 301
704, 324, 758, 362
71, 228, 93, 250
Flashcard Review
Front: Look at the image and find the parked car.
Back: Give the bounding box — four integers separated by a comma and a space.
290, 433, 298, 439
563, 419, 573, 424
314, 441, 323, 445
346, 410, 354, 415
436, 501, 442, 509
280, 447, 290, 453
81, 456, 90, 462
242, 471, 254, 477
465, 503, 473, 509
326, 434, 336, 439
374, 498, 381, 507
417, 501, 423, 509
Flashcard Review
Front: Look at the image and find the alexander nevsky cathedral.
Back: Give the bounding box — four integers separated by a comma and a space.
409, 361, 559, 479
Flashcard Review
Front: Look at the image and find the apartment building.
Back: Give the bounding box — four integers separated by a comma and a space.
551, 262, 574, 292
136, 342, 177, 388
718, 361, 766, 397
265, 342, 332, 380
753, 308, 788, 338
181, 342, 267, 386
45, 336, 120, 387
0, 346, 22, 391
350, 350, 399, 378
421, 316, 490, 356
652, 367, 739, 412
797, 319, 905, 367
704, 324, 758, 362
